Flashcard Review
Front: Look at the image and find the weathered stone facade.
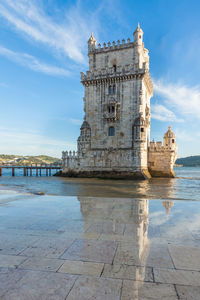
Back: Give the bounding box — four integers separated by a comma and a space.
62, 24, 177, 179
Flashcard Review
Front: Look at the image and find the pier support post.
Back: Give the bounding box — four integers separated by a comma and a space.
0, 167, 2, 176
12, 167, 15, 176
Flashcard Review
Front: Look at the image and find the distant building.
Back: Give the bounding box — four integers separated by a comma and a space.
62, 24, 177, 178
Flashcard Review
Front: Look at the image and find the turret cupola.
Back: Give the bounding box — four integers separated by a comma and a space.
163, 126, 176, 151
134, 23, 143, 46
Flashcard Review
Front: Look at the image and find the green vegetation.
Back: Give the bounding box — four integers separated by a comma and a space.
176, 156, 200, 167
0, 154, 61, 166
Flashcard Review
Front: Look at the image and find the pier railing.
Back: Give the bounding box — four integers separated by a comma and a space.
0, 164, 61, 176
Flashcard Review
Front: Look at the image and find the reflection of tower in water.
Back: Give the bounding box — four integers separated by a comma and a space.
162, 200, 174, 215
78, 196, 150, 299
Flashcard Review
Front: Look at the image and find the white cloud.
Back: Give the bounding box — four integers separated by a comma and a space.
154, 79, 200, 119
151, 104, 184, 122
0, 0, 98, 63
0, 45, 70, 76
0, 127, 76, 157
69, 118, 82, 126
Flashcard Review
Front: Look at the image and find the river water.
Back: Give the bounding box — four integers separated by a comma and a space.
0, 167, 199, 201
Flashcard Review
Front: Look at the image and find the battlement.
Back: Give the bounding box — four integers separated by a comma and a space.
89, 38, 136, 54
149, 141, 164, 152
62, 151, 78, 159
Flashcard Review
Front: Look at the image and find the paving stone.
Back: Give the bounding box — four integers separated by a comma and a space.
0, 254, 27, 268
1, 270, 77, 300
58, 260, 104, 276
0, 233, 39, 255
146, 245, 174, 268
114, 242, 149, 266
86, 221, 125, 235
121, 280, 178, 300
66, 276, 122, 300
176, 284, 200, 299
154, 267, 200, 286
0, 268, 27, 297
19, 257, 65, 272
99, 233, 133, 242
20, 236, 75, 258
61, 239, 117, 263
168, 244, 200, 271
102, 263, 153, 281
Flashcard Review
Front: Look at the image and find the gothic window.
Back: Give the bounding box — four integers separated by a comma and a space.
108, 85, 116, 94
108, 85, 112, 94
108, 126, 115, 136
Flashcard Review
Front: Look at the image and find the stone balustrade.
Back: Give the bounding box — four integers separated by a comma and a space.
81, 62, 148, 82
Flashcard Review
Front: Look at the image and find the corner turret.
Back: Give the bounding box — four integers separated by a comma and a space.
133, 23, 143, 46
163, 126, 177, 152
88, 33, 97, 53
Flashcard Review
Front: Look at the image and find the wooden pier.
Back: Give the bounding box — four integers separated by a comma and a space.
0, 164, 61, 177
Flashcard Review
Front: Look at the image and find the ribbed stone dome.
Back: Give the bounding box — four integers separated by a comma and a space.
164, 126, 175, 139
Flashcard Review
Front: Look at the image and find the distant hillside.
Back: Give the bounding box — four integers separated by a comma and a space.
176, 156, 200, 167
0, 155, 61, 166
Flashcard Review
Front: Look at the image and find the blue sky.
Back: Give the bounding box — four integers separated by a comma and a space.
0, 0, 200, 158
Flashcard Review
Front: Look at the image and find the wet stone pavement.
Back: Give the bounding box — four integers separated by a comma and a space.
0, 193, 200, 299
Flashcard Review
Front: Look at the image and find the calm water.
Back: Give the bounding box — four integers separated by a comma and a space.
0, 167, 200, 299
0, 167, 199, 201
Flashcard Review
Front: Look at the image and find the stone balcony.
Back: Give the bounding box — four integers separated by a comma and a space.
81, 62, 149, 83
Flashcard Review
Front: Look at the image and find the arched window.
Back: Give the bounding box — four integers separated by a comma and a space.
113, 64, 116, 72
108, 126, 115, 136
108, 85, 112, 94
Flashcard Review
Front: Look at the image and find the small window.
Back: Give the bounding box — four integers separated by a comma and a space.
108, 85, 112, 94
172, 139, 175, 143
108, 126, 115, 136
113, 64, 116, 72
113, 85, 116, 94
141, 128, 144, 132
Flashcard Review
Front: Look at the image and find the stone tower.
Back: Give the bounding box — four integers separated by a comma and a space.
62, 24, 153, 178
62, 25, 177, 178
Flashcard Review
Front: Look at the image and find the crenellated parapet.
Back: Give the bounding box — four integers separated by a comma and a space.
149, 141, 164, 152
62, 150, 78, 159
62, 151, 79, 172
89, 38, 134, 54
